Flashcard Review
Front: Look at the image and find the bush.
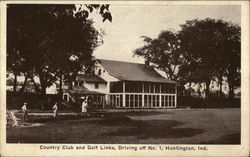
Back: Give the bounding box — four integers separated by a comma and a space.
7, 91, 61, 110
178, 96, 240, 108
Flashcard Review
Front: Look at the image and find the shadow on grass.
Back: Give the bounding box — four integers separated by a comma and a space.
96, 116, 204, 139
114, 112, 170, 117
202, 133, 240, 144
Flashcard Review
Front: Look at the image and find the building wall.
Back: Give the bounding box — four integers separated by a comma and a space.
93, 62, 120, 93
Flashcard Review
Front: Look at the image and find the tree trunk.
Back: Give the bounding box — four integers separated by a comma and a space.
205, 80, 211, 99
30, 76, 40, 93
40, 77, 47, 96
19, 73, 28, 93
219, 74, 223, 98
13, 72, 17, 93
189, 82, 192, 96
228, 80, 235, 100
59, 74, 63, 99
197, 83, 202, 98
39, 73, 47, 110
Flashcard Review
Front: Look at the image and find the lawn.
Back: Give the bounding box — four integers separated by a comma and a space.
6, 108, 240, 144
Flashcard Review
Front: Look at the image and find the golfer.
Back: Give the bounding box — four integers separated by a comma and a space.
52, 102, 58, 118
21, 102, 28, 122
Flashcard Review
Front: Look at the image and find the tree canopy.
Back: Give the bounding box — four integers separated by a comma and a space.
134, 30, 181, 80
133, 18, 240, 99
7, 4, 112, 95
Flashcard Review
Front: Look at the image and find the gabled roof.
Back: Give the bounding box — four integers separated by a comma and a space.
97, 59, 176, 83
76, 74, 107, 83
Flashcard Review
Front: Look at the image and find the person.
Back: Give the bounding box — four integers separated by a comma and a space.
21, 102, 28, 123
81, 97, 88, 116
52, 102, 58, 118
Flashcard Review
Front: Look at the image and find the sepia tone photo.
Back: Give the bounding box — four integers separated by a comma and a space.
1, 1, 249, 157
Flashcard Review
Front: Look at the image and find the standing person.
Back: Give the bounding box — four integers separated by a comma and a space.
21, 102, 28, 123
81, 97, 88, 116
52, 102, 58, 118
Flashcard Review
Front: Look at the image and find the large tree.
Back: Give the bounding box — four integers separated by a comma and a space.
134, 18, 240, 99
178, 18, 240, 98
7, 4, 112, 96
134, 30, 181, 80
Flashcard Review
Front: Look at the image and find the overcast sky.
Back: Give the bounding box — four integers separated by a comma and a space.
90, 4, 241, 63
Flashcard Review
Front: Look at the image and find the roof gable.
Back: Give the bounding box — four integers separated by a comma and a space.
97, 59, 176, 83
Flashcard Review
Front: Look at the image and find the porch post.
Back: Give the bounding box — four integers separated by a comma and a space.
123, 81, 126, 107
159, 84, 162, 108
175, 83, 177, 108
142, 83, 144, 107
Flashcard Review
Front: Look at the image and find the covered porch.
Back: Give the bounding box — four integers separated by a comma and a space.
105, 81, 177, 109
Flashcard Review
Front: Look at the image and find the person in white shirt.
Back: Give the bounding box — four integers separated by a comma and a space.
52, 102, 58, 118
81, 97, 88, 116
21, 102, 28, 122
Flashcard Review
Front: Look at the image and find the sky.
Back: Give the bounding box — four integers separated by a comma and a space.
90, 4, 241, 63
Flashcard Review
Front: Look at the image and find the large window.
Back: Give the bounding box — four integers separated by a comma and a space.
110, 81, 123, 93
155, 83, 160, 93
109, 94, 123, 108
108, 93, 175, 108
89, 95, 105, 108
144, 83, 149, 93
149, 83, 154, 93
125, 95, 130, 107
125, 82, 142, 93
161, 83, 175, 94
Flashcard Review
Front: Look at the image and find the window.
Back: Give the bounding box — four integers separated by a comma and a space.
139, 95, 142, 107
125, 82, 142, 93
135, 95, 138, 108
161, 95, 165, 107
149, 83, 154, 93
172, 95, 175, 107
155, 83, 160, 93
95, 83, 99, 89
98, 69, 101, 76
144, 83, 149, 93
156, 95, 160, 107
144, 95, 148, 107
125, 95, 130, 107
110, 81, 123, 93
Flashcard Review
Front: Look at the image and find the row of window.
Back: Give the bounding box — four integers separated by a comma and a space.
106, 94, 176, 108
110, 81, 176, 94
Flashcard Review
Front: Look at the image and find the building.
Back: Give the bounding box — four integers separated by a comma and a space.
63, 59, 177, 109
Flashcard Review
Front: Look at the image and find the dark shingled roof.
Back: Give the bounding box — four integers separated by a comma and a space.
76, 74, 107, 83
98, 59, 176, 83
65, 86, 105, 95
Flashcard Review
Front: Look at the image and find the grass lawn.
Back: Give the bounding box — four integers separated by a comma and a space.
6, 108, 240, 144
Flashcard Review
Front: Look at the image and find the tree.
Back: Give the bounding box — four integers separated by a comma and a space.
134, 18, 240, 99
178, 18, 240, 99
134, 30, 181, 80
7, 4, 112, 97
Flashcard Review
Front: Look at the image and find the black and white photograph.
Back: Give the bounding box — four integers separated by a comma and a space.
1, 1, 249, 157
